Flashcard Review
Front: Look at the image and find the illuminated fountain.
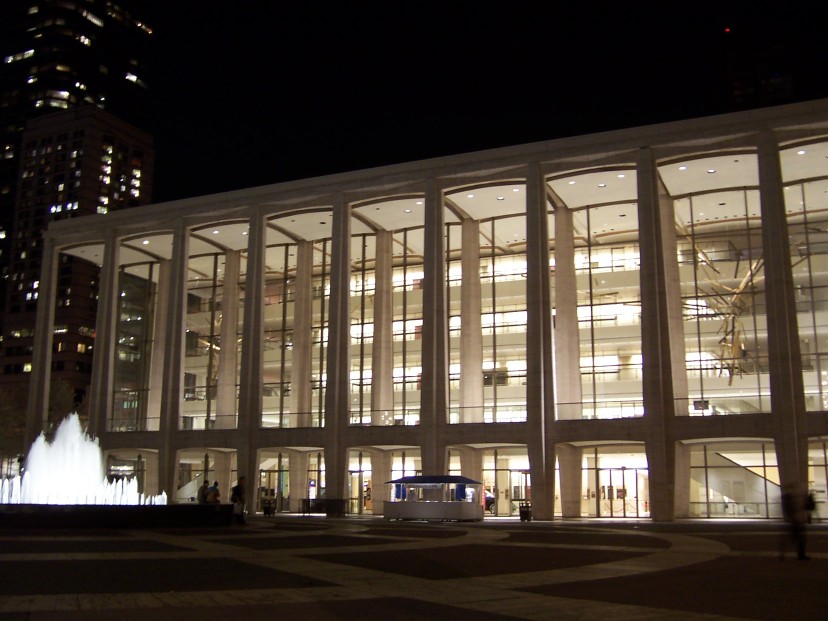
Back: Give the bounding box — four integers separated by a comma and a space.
0, 413, 166, 506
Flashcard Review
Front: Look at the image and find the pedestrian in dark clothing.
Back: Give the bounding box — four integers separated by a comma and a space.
197, 479, 209, 504
806, 492, 816, 524
231, 476, 246, 524
781, 486, 809, 560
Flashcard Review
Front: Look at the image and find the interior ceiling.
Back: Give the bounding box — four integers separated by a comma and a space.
61, 140, 828, 276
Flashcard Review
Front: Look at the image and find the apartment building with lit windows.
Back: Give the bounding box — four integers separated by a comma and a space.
0, 0, 154, 405
26, 98, 828, 521
2, 106, 153, 396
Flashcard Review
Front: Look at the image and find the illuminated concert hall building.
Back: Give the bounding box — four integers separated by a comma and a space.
25, 98, 828, 520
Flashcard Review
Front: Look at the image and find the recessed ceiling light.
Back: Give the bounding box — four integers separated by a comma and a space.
678, 166, 687, 171
598, 183, 606, 188
467, 193, 474, 199
416, 200, 423, 205
617, 174, 625, 178
568, 180, 576, 185
404, 209, 412, 213
707, 169, 716, 174
512, 188, 519, 192
797, 150, 806, 155
242, 231, 248, 236
319, 221, 325, 225
212, 230, 219, 234
141, 240, 149, 245
497, 196, 504, 201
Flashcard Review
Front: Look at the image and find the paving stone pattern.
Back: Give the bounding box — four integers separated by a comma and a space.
0, 516, 825, 620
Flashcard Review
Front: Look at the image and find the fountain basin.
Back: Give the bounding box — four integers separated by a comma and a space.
0, 502, 234, 529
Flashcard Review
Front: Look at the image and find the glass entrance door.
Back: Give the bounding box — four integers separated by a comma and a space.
598, 467, 648, 518
259, 468, 288, 514
348, 471, 373, 515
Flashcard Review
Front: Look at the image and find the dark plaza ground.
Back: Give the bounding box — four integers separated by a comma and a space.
0, 514, 826, 620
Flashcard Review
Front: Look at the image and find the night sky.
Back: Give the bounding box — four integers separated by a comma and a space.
144, 4, 828, 204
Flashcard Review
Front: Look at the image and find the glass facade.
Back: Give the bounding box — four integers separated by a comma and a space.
29, 101, 828, 520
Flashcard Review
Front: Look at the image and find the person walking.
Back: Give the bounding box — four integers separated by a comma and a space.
207, 481, 221, 504
781, 486, 809, 560
197, 478, 210, 504
231, 476, 246, 524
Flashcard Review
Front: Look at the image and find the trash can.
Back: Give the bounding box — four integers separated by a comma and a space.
519, 503, 532, 522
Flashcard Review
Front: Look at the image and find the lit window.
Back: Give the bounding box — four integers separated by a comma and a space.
4, 49, 34, 64
81, 10, 103, 27
23, 363, 32, 373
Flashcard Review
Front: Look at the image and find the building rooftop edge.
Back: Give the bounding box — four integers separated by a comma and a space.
43, 97, 828, 241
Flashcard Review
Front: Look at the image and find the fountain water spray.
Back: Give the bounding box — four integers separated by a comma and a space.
0, 413, 166, 505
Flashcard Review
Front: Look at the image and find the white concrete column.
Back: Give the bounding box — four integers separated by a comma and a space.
420, 179, 448, 476
292, 241, 314, 427
213, 451, 231, 501
26, 234, 59, 446
557, 444, 583, 517
158, 221, 190, 499
289, 451, 310, 512
553, 203, 582, 419
637, 147, 677, 522
145, 260, 171, 432
142, 451, 159, 498
458, 446, 483, 484
655, 174, 692, 518
460, 219, 484, 422
215, 250, 240, 429
757, 130, 808, 491
323, 196, 351, 514
525, 162, 555, 519
371, 230, 394, 424
370, 450, 392, 514
88, 231, 120, 438
237, 210, 265, 514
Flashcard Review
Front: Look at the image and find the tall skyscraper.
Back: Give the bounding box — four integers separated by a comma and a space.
0, 1, 154, 414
